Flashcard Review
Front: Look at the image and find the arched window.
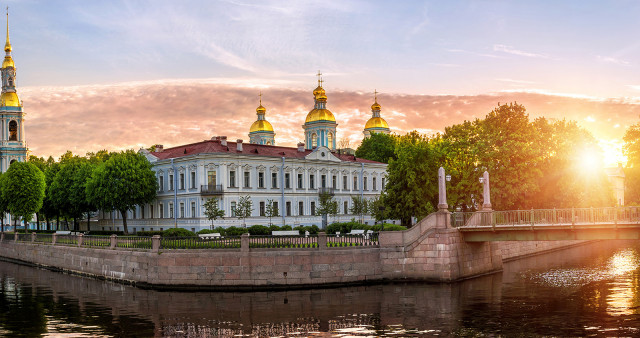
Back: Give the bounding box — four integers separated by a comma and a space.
8, 120, 17, 141
328, 132, 333, 149
9, 159, 16, 166
311, 133, 318, 148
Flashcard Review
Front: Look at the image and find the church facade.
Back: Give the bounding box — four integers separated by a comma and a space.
97, 78, 392, 232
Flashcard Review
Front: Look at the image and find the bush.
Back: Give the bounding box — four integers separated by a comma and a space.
225, 226, 248, 236
292, 225, 320, 235
280, 225, 292, 231
197, 229, 216, 235
326, 221, 361, 234
87, 230, 125, 236
135, 231, 163, 237
162, 228, 196, 237
248, 225, 270, 235
213, 227, 227, 236
268, 224, 281, 233
382, 223, 407, 231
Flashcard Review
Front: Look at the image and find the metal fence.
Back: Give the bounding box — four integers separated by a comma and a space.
327, 233, 379, 247
452, 207, 640, 228
249, 235, 317, 249
160, 236, 242, 249
116, 236, 153, 249
55, 234, 78, 246
82, 235, 112, 248
34, 233, 53, 244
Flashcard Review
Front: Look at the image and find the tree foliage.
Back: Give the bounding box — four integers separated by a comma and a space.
235, 195, 253, 227
86, 151, 157, 234
264, 198, 279, 226
355, 132, 397, 163
203, 198, 225, 228
624, 122, 640, 205
3, 161, 46, 229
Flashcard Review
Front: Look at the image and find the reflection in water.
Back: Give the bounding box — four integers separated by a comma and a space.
0, 241, 640, 336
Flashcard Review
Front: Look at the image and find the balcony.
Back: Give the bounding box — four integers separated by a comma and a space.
318, 187, 335, 196
200, 184, 224, 195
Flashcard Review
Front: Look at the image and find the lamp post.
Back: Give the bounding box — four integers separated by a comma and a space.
480, 171, 491, 211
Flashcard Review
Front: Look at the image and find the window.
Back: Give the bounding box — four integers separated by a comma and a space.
311, 202, 316, 215
191, 172, 196, 189
285, 173, 291, 189
132, 208, 136, 219
244, 171, 250, 188
271, 173, 278, 188
373, 177, 377, 191
258, 172, 265, 188
207, 170, 216, 186
229, 170, 236, 187
180, 202, 185, 218
159, 204, 164, 218
169, 174, 174, 191
297, 173, 303, 189
259, 201, 265, 216
179, 173, 185, 190
327, 132, 333, 148
150, 205, 154, 219
191, 201, 196, 218
141, 206, 145, 219
353, 177, 358, 190
273, 201, 278, 215
344, 201, 348, 214
364, 177, 368, 191
286, 201, 291, 216
169, 203, 174, 218
310, 174, 315, 189
343, 176, 347, 190
332, 176, 337, 188
8, 120, 17, 141
298, 201, 304, 216
159, 176, 164, 191
321, 175, 326, 188
312, 133, 318, 148
382, 177, 385, 188
231, 202, 237, 217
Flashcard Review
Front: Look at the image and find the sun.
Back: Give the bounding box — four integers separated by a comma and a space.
577, 146, 604, 174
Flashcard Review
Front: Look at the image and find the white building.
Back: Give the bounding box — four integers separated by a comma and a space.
97, 78, 389, 232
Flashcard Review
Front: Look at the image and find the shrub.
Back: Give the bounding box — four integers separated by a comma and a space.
197, 229, 216, 235
268, 224, 281, 233
280, 225, 292, 231
225, 226, 248, 236
326, 221, 361, 234
248, 224, 270, 235
136, 231, 163, 237
87, 230, 125, 236
213, 227, 227, 236
382, 223, 407, 231
162, 228, 196, 237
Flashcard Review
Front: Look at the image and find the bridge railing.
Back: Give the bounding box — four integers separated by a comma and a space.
452, 207, 640, 228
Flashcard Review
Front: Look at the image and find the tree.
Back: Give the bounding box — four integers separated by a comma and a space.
350, 195, 369, 224
86, 151, 157, 234
367, 195, 387, 223
625, 122, 640, 205
203, 198, 225, 229
3, 162, 46, 232
0, 173, 9, 232
50, 158, 97, 231
355, 132, 397, 163
41, 162, 61, 230
316, 192, 338, 228
235, 195, 253, 227
264, 198, 279, 226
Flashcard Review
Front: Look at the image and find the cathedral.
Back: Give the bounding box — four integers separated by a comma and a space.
99, 75, 393, 232
0, 11, 27, 171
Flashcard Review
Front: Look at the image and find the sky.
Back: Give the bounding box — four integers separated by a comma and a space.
7, 0, 640, 166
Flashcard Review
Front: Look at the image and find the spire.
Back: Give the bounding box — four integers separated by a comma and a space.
4, 7, 10, 53
256, 91, 266, 118
371, 89, 381, 116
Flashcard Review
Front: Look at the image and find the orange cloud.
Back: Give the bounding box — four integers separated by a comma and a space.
20, 81, 638, 162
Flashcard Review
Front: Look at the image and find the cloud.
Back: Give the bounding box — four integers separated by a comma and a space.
493, 44, 549, 58
597, 55, 630, 66
20, 80, 639, 162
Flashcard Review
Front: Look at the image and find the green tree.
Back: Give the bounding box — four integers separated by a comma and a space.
203, 198, 225, 229
367, 195, 387, 223
235, 195, 253, 227
316, 192, 338, 228
264, 198, 279, 226
349, 195, 369, 224
0, 173, 9, 232
41, 162, 61, 230
3, 161, 46, 232
355, 132, 397, 163
624, 122, 640, 205
86, 151, 157, 234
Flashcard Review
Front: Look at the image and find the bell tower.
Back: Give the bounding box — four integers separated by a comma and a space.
0, 8, 27, 172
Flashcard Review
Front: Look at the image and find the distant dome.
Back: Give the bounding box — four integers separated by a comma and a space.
1, 92, 20, 107
305, 108, 336, 123
364, 117, 389, 130
250, 120, 274, 133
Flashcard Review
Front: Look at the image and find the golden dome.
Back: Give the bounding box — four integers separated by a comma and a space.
364, 117, 389, 130
305, 108, 336, 123
371, 101, 381, 110
256, 105, 266, 114
1, 92, 20, 107
313, 85, 325, 97
250, 120, 274, 133
2, 56, 13, 68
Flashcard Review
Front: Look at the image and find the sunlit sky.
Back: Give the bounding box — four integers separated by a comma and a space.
8, 0, 640, 166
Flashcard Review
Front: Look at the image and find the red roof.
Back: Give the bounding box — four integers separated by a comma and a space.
151, 139, 383, 164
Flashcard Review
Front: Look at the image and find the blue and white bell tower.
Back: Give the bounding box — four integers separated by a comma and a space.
303, 72, 337, 150
0, 10, 27, 172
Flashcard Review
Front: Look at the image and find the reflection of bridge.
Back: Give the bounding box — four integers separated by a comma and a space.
451, 207, 640, 242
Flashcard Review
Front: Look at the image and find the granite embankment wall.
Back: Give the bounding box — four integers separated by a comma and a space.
0, 211, 592, 288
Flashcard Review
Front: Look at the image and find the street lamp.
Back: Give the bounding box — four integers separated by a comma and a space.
446, 174, 451, 182
479, 177, 484, 184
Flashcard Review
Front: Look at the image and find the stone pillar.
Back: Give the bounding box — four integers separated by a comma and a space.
31, 232, 36, 242
241, 233, 249, 252
110, 234, 117, 249
482, 171, 492, 210
77, 233, 84, 247
52, 233, 57, 245
151, 235, 161, 252
318, 232, 327, 250
0, 232, 4, 242
437, 167, 448, 211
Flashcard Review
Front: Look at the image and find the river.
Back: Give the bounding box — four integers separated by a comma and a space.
1, 241, 639, 337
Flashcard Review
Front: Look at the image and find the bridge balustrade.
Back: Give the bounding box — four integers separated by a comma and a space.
452, 207, 640, 228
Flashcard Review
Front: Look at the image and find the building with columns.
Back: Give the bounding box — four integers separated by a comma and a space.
0, 12, 27, 171
97, 78, 390, 232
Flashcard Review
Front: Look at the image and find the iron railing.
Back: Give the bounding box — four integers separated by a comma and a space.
249, 235, 317, 249
200, 184, 224, 195
82, 235, 112, 248
55, 234, 78, 246
452, 207, 640, 228
116, 236, 152, 249
327, 233, 379, 247
34, 233, 53, 244
160, 236, 242, 249
318, 187, 335, 195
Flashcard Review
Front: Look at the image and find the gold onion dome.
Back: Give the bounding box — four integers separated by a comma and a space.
305, 108, 336, 123
2, 55, 13, 68
365, 116, 389, 129
256, 104, 266, 114
371, 101, 381, 110
1, 92, 20, 107
313, 85, 325, 97
250, 119, 274, 133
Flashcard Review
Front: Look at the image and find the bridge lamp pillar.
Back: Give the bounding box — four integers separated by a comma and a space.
481, 171, 492, 211
437, 167, 449, 211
